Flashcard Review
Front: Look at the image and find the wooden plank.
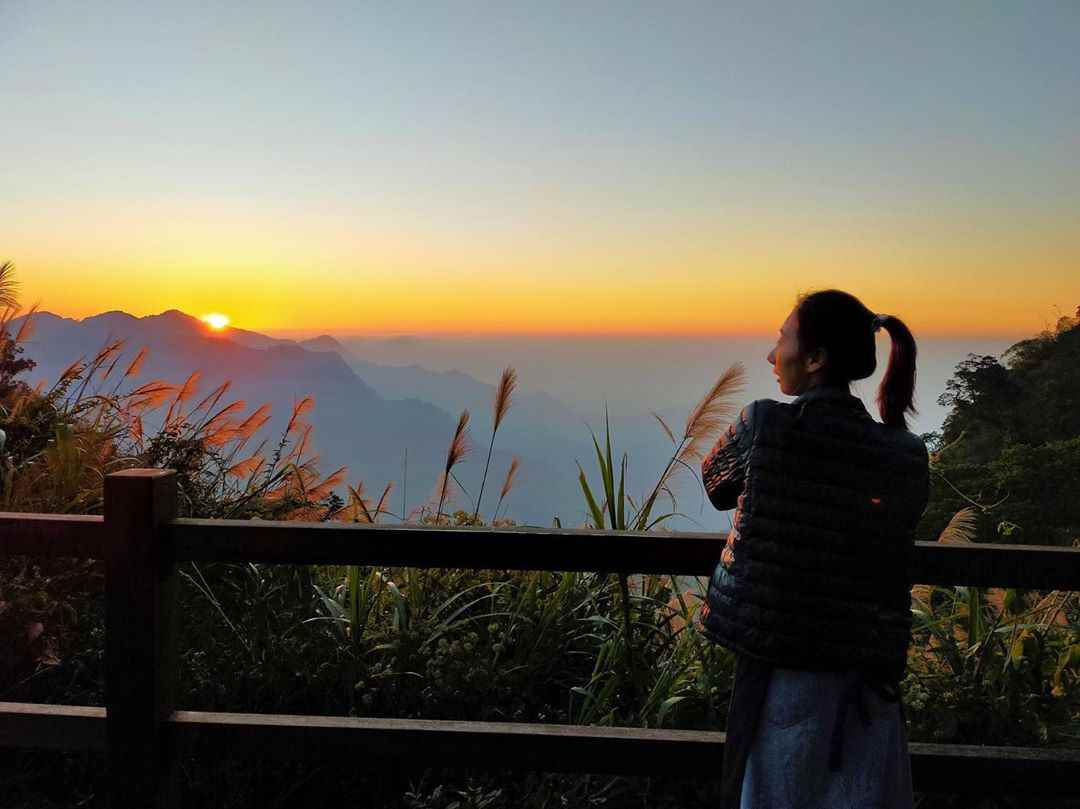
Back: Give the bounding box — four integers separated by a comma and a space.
913, 541, 1080, 589
104, 470, 180, 808
169, 518, 1080, 589
910, 741, 1080, 794
170, 711, 718, 775
168, 711, 1080, 794
169, 519, 724, 574
0, 702, 106, 751
0, 513, 105, 557
1, 505, 1076, 589
2, 705, 1078, 795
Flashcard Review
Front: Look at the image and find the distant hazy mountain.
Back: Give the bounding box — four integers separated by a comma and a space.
15, 309, 595, 525
337, 355, 599, 523
301, 335, 349, 354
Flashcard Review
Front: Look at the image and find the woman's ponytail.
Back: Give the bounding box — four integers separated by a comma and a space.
795, 290, 920, 431
876, 315, 918, 430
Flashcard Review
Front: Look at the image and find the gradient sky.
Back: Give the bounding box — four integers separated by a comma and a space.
3, 2, 1078, 336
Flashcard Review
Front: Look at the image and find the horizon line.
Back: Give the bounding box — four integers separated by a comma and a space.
264, 328, 1031, 341
19, 305, 1042, 343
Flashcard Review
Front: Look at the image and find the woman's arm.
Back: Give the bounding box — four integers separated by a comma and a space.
701, 401, 758, 511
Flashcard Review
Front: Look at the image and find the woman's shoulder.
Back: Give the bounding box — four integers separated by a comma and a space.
861, 417, 931, 468
726, 398, 784, 435
738, 397, 788, 426
741, 397, 785, 418
749, 397, 929, 463
893, 427, 930, 464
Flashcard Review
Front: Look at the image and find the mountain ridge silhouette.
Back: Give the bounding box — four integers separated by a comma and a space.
10, 308, 588, 524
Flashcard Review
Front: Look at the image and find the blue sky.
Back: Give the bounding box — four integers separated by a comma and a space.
3, 2, 1078, 334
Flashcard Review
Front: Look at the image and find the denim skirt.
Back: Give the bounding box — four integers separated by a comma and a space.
738, 667, 914, 809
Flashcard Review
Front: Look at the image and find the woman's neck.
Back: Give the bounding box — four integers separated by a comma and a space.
799, 378, 848, 396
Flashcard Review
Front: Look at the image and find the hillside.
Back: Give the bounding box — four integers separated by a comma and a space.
919, 307, 1080, 546
12, 309, 591, 525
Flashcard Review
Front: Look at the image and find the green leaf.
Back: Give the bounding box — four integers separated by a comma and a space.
967, 585, 986, 646
1003, 587, 1019, 614
603, 406, 617, 529
645, 512, 677, 530
616, 453, 627, 530
590, 431, 609, 487
657, 695, 686, 726
634, 489, 658, 531
347, 565, 361, 642
577, 462, 605, 529
384, 579, 409, 632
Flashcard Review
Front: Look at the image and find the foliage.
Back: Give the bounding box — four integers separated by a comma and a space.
572, 364, 745, 713
920, 308, 1080, 547
904, 510, 1080, 748
906, 310, 1080, 752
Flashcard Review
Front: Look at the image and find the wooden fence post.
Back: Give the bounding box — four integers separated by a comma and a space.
104, 469, 179, 808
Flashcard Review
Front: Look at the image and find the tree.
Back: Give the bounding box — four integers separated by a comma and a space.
922, 309, 1080, 547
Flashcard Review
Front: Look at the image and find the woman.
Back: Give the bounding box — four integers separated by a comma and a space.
699, 289, 930, 809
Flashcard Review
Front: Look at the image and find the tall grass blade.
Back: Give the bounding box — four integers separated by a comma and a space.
577, 462, 605, 529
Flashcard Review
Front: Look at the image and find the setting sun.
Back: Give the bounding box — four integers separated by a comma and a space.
202, 313, 230, 330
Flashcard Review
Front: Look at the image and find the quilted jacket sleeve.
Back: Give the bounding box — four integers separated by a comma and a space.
701, 401, 758, 511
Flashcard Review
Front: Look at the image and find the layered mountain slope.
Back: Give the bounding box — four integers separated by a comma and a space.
14, 310, 590, 524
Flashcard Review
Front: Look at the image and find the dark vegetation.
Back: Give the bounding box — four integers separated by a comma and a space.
1, 262, 1077, 807
918, 308, 1080, 549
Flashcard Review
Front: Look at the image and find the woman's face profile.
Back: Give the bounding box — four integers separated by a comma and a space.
767, 309, 820, 396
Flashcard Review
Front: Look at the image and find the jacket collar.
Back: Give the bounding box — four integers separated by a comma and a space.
792, 383, 852, 404
792, 383, 871, 417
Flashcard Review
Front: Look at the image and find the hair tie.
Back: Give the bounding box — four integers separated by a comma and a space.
871, 313, 888, 333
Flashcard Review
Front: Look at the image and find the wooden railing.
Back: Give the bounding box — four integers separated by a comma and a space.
2, 469, 1079, 806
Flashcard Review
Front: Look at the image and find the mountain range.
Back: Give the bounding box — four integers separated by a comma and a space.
13, 309, 600, 526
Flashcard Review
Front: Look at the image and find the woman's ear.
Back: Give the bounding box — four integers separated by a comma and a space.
805, 347, 827, 375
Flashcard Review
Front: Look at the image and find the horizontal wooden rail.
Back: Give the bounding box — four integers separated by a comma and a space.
908, 742, 1080, 795
169, 518, 1080, 589
170, 713, 1080, 794
4, 703, 1079, 795
0, 512, 105, 557
170, 711, 1080, 793
912, 541, 1080, 590
170, 711, 717, 776
0, 702, 106, 751
169, 519, 724, 573
4, 512, 1078, 589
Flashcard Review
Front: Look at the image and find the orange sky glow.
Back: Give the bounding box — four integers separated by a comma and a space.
14, 225, 1076, 339
5, 6, 1078, 341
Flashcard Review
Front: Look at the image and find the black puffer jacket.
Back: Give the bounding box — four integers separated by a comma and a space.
700, 384, 930, 684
